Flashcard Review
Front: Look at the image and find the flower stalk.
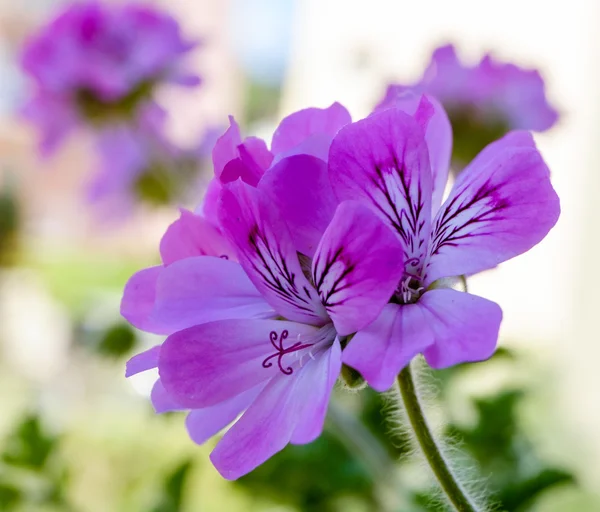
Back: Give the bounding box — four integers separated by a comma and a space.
397, 362, 481, 512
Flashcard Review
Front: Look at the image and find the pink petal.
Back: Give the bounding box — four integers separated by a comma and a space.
420, 289, 503, 369
329, 107, 433, 278
312, 201, 405, 335
159, 319, 321, 408
219, 181, 328, 325
210, 343, 341, 479
159, 209, 234, 265
425, 131, 560, 284
152, 256, 275, 332
212, 116, 242, 179
271, 133, 332, 165
125, 345, 161, 377
342, 304, 434, 391
121, 266, 171, 335
151, 378, 185, 413
200, 178, 222, 226
271, 102, 351, 156
259, 154, 338, 257
185, 384, 265, 445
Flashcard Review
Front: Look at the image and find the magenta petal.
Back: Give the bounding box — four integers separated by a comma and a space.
121, 266, 171, 335
159, 209, 234, 264
210, 343, 341, 479
239, 136, 273, 172
259, 154, 338, 257
152, 256, 274, 332
426, 131, 560, 284
271, 134, 332, 165
200, 178, 222, 226
151, 378, 185, 413
328, 107, 433, 275
342, 304, 434, 391
212, 116, 242, 179
420, 289, 502, 369
312, 201, 405, 335
290, 339, 341, 444
219, 181, 328, 325
185, 384, 264, 445
159, 319, 321, 408
271, 102, 351, 156
125, 345, 161, 377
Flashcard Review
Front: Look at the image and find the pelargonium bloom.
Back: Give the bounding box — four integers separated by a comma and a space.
327, 96, 560, 390
157, 176, 404, 479
20, 1, 199, 154
377, 44, 558, 168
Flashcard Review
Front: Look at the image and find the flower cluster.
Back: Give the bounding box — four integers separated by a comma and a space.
377, 45, 559, 169
122, 97, 560, 479
20, 1, 201, 208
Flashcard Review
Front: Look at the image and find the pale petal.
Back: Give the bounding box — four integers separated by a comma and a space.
125, 345, 161, 377
210, 343, 340, 479
329, 107, 433, 277
219, 181, 328, 325
420, 289, 502, 369
312, 201, 405, 335
342, 304, 434, 391
159, 319, 321, 408
185, 384, 264, 445
259, 154, 337, 257
151, 378, 185, 413
152, 256, 274, 332
159, 209, 234, 264
121, 267, 170, 335
271, 102, 351, 156
425, 131, 560, 284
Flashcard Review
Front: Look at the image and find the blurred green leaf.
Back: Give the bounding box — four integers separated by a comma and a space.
95, 322, 137, 358
2, 415, 57, 470
150, 459, 193, 512
0, 482, 21, 510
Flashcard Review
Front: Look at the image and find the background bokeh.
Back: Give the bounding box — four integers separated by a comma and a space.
0, 0, 599, 510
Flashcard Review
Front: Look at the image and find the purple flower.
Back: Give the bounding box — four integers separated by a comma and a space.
157, 176, 404, 479
20, 1, 199, 154
325, 95, 560, 391
377, 44, 558, 168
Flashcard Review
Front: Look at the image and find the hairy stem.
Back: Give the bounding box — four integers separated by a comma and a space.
397, 362, 481, 512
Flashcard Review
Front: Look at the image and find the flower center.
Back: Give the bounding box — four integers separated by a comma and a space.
395, 275, 425, 305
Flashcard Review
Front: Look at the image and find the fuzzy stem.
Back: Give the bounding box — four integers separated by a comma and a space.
397, 362, 480, 512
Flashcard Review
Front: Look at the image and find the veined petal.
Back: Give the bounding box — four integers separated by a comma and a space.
342, 304, 434, 391
185, 384, 265, 445
420, 289, 502, 369
271, 102, 351, 156
121, 266, 170, 335
159, 209, 234, 264
159, 319, 321, 408
376, 93, 452, 215
125, 345, 161, 377
219, 180, 328, 325
425, 132, 560, 284
151, 378, 186, 413
329, 107, 433, 276
312, 201, 405, 335
210, 342, 340, 479
259, 154, 338, 257
152, 256, 275, 332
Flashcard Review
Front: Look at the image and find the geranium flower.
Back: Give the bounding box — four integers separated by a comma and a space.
157, 177, 404, 479
326, 96, 560, 391
377, 44, 558, 168
21, 1, 199, 153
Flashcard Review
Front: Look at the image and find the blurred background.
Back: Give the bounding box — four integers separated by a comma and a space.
0, 0, 599, 510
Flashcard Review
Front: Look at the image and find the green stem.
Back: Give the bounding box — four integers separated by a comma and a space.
397, 362, 480, 512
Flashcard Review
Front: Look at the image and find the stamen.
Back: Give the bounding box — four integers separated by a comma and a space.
262, 330, 314, 375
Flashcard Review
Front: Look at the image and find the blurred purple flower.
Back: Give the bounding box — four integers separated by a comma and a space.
377, 45, 558, 168
20, 0, 199, 154
328, 96, 560, 390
